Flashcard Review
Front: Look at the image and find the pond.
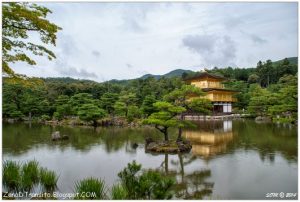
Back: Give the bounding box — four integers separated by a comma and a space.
2, 119, 298, 199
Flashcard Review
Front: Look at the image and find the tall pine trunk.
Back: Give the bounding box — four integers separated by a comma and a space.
93, 120, 97, 128
164, 129, 169, 141
164, 154, 169, 174
177, 113, 184, 142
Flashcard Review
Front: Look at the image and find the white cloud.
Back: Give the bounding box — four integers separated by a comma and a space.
10, 2, 298, 81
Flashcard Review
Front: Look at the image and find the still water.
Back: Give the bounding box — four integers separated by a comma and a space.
3, 120, 298, 199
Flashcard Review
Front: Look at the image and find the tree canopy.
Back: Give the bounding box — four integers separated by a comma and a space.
143, 101, 186, 141
2, 2, 61, 77
77, 104, 106, 127
2, 56, 298, 125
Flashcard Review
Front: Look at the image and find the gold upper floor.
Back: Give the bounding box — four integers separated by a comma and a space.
205, 91, 237, 102
185, 72, 238, 102
191, 80, 224, 89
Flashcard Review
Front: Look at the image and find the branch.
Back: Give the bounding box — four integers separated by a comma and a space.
155, 124, 166, 133
3, 23, 40, 31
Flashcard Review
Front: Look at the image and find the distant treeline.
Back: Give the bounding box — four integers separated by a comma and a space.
2, 58, 298, 124
183, 57, 297, 86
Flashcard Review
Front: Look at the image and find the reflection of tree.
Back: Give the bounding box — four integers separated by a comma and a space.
165, 154, 169, 174
233, 120, 298, 163
3, 123, 162, 155
182, 170, 214, 199
258, 148, 275, 163
183, 120, 297, 164
159, 154, 214, 199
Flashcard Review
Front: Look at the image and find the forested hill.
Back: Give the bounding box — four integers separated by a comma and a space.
273, 57, 297, 66
42, 77, 97, 84
41, 57, 297, 85
138, 57, 298, 81
140, 69, 193, 79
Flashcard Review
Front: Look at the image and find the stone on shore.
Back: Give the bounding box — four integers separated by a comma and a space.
255, 116, 271, 122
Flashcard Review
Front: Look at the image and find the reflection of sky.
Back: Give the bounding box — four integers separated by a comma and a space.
209, 151, 298, 199
3, 120, 298, 199
3, 146, 297, 199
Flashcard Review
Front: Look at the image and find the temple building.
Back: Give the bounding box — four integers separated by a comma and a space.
185, 72, 238, 114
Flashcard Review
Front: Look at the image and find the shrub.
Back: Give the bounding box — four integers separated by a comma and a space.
40, 167, 58, 192
3, 160, 21, 191
40, 114, 51, 121
139, 170, 174, 199
74, 178, 107, 199
21, 160, 40, 191
118, 160, 141, 199
111, 184, 127, 199
53, 112, 62, 121
117, 161, 175, 199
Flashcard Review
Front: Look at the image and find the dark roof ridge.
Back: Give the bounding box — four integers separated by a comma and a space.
184, 72, 226, 81
202, 88, 239, 92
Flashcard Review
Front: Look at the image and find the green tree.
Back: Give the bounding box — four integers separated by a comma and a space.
99, 92, 119, 114
247, 84, 278, 117
187, 98, 212, 114
118, 92, 138, 117
247, 73, 259, 84
20, 87, 50, 119
2, 2, 61, 77
141, 95, 157, 117
127, 106, 142, 122
2, 79, 51, 120
256, 60, 273, 87
224, 80, 249, 110
3, 82, 25, 119
54, 95, 71, 120
268, 75, 297, 122
164, 84, 210, 141
77, 104, 106, 127
143, 101, 186, 141
274, 58, 298, 82
69, 93, 95, 114
113, 101, 127, 116
3, 103, 24, 119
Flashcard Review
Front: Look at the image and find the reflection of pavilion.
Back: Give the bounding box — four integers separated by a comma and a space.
183, 120, 233, 158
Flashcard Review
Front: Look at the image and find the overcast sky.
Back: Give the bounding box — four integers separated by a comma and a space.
12, 2, 298, 81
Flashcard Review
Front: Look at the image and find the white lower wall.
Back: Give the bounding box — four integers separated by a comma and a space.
228, 103, 232, 113
215, 103, 232, 113
223, 105, 228, 113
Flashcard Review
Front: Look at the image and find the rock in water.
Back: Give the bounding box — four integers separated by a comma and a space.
61, 135, 69, 140
145, 137, 154, 146
146, 142, 158, 151
131, 143, 138, 149
51, 131, 61, 141
177, 141, 192, 152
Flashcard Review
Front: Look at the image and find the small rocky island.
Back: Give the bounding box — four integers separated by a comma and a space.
145, 138, 192, 153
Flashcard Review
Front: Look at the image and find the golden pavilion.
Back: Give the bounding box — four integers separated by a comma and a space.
185, 72, 238, 114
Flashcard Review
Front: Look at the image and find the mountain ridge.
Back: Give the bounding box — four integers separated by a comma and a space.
42, 57, 297, 84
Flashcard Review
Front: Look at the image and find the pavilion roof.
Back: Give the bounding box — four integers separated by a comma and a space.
184, 72, 227, 82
